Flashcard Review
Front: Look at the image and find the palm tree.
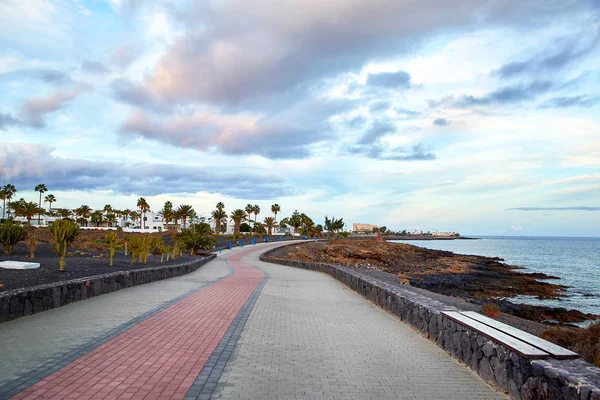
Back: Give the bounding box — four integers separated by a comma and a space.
121, 208, 131, 226
300, 213, 314, 237
2, 184, 16, 218
252, 205, 260, 225
324, 215, 345, 239
211, 209, 227, 235
176, 204, 194, 230
105, 213, 117, 227
230, 209, 247, 235
90, 210, 104, 227
158, 201, 174, 230
264, 216, 277, 236
44, 194, 56, 212
289, 210, 302, 235
271, 204, 280, 222
130, 211, 141, 227
245, 204, 253, 219
216, 202, 225, 211
137, 197, 150, 229
16, 201, 43, 226
103, 204, 112, 215
34, 183, 48, 225
56, 208, 72, 219
74, 205, 92, 226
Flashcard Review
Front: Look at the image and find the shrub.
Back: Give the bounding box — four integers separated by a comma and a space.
480, 303, 501, 319
106, 230, 118, 267
542, 322, 600, 367
0, 220, 27, 254
152, 236, 166, 262
50, 219, 80, 272
128, 235, 152, 264
177, 223, 215, 255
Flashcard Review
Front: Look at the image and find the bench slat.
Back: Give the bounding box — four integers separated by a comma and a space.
442, 311, 550, 359
459, 311, 579, 360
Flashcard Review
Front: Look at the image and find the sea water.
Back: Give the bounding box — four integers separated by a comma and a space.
389, 236, 600, 315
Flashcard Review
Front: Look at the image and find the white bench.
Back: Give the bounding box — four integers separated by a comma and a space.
442, 311, 578, 360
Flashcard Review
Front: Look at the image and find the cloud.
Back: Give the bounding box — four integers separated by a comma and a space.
432, 80, 553, 108
0, 112, 20, 130
369, 101, 392, 113
19, 84, 91, 128
0, 142, 292, 199
111, 0, 594, 109
507, 206, 600, 211
433, 118, 450, 126
81, 61, 109, 74
348, 142, 436, 161
111, 43, 141, 68
0, 68, 71, 84
366, 71, 411, 88
539, 96, 599, 109
119, 97, 353, 159
493, 29, 600, 78
357, 120, 396, 144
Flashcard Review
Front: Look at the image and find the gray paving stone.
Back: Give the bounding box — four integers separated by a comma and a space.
212, 249, 507, 400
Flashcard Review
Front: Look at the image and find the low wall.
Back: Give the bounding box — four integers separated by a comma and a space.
261, 248, 600, 400
0, 255, 215, 324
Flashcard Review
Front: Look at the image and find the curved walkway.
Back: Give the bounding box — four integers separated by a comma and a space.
0, 242, 506, 399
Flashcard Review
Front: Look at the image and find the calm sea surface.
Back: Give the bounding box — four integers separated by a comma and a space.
389, 236, 600, 315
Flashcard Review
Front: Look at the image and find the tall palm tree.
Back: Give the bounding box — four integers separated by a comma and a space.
264, 216, 277, 236
176, 204, 194, 230
158, 201, 174, 230
44, 194, 56, 212
137, 197, 150, 229
2, 184, 16, 218
245, 204, 253, 219
211, 209, 227, 234
90, 210, 104, 227
216, 202, 225, 211
252, 205, 260, 224
271, 204, 280, 222
74, 205, 92, 226
103, 204, 112, 215
34, 183, 48, 225
230, 209, 247, 235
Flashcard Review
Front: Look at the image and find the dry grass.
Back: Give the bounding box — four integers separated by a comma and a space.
542, 322, 600, 367
480, 303, 501, 319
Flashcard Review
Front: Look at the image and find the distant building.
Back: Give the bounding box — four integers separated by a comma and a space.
431, 231, 458, 236
352, 223, 378, 233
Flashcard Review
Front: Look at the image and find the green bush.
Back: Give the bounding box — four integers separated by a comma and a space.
0, 220, 27, 254
177, 223, 215, 255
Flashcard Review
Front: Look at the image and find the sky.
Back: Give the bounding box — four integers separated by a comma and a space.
0, 0, 599, 236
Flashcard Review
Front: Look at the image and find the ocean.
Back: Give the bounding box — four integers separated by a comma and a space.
389, 236, 600, 315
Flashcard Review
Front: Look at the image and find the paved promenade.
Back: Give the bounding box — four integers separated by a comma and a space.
0, 242, 505, 399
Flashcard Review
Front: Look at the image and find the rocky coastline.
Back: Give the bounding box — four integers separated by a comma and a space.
275, 240, 598, 324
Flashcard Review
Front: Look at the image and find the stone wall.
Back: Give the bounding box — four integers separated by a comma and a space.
0, 255, 215, 324
261, 248, 600, 400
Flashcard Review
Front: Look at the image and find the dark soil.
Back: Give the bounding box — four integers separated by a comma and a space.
267, 240, 599, 324
0, 242, 197, 292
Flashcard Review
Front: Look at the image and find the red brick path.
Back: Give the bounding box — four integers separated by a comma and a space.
12, 248, 264, 400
